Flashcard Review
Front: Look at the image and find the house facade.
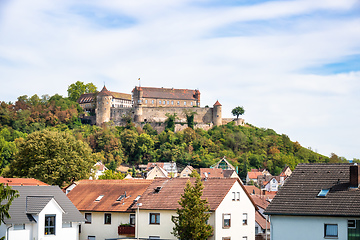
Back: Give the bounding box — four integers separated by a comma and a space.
265, 163, 360, 240
66, 179, 152, 240
0, 186, 83, 240
135, 178, 256, 240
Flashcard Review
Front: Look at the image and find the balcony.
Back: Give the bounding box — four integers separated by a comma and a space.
118, 225, 135, 236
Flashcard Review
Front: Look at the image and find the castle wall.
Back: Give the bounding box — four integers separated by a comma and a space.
111, 108, 133, 123
140, 107, 213, 124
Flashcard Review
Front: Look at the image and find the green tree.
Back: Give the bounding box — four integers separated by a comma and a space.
0, 183, 19, 236
184, 109, 197, 129
231, 106, 245, 119
165, 113, 177, 132
7, 130, 95, 186
171, 175, 213, 240
98, 170, 124, 180
67, 81, 97, 102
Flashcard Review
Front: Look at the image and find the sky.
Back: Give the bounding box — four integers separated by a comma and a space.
0, 0, 359, 160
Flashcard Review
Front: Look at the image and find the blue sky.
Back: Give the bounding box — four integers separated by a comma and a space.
0, 0, 359, 160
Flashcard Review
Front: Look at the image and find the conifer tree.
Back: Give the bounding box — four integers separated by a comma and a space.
171, 174, 213, 240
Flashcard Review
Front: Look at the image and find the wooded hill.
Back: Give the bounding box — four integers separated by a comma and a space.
0, 93, 350, 184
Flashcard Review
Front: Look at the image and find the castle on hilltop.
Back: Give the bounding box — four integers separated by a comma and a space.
77, 85, 244, 131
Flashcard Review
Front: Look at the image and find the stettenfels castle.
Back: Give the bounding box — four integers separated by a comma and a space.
78, 85, 243, 131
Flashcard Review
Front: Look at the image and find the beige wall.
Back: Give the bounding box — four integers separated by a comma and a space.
80, 211, 134, 240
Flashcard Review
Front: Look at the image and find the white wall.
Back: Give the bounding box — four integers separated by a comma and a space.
80, 211, 134, 240
270, 215, 348, 240
213, 182, 255, 240
137, 209, 176, 239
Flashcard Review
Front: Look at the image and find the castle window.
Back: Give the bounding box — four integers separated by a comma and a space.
184, 102, 186, 106
145, 100, 148, 104
159, 100, 161, 104
191, 102, 193, 106
177, 101, 180, 105
167, 101, 169, 105
171, 101, 174, 105
163, 100, 166, 104
152, 100, 154, 104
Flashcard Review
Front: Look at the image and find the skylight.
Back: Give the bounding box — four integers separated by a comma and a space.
317, 189, 330, 197
95, 195, 104, 201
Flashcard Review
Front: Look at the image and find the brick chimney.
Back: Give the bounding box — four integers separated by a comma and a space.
350, 165, 360, 188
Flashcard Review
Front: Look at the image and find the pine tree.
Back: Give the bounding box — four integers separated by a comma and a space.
171, 175, 213, 240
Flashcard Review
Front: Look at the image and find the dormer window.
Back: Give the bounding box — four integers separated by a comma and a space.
317, 189, 329, 197
95, 195, 104, 201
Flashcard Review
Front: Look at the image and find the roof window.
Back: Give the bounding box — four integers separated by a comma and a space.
95, 195, 104, 201
317, 189, 329, 197
154, 186, 162, 193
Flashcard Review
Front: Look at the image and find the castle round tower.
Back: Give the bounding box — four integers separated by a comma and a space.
96, 86, 113, 126
133, 86, 143, 122
194, 89, 200, 107
213, 100, 222, 126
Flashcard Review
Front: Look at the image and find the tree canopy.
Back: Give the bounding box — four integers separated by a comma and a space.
67, 81, 97, 102
0, 184, 19, 231
231, 106, 245, 119
6, 130, 95, 186
171, 175, 213, 240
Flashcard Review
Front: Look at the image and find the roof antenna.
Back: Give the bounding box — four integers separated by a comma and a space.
138, 78, 141, 88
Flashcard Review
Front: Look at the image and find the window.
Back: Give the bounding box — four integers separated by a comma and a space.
104, 213, 111, 224
159, 100, 161, 104
317, 189, 330, 197
191, 102, 193, 106
223, 214, 231, 228
145, 100, 148, 104
152, 100, 154, 104
62, 222, 72, 228
184, 102, 187, 105
232, 192, 235, 201
242, 213, 248, 225
88, 236, 96, 240
177, 101, 180, 105
163, 100, 166, 104
167, 101, 169, 105
223, 238, 231, 240
171, 101, 174, 105
348, 220, 356, 229
45, 215, 56, 235
150, 213, 160, 224
149, 237, 160, 239
85, 213, 92, 224
242, 237, 247, 240
130, 214, 136, 225
14, 224, 25, 230
325, 224, 338, 238
237, 192, 240, 201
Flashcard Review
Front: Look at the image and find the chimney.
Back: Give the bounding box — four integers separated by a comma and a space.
350, 165, 360, 188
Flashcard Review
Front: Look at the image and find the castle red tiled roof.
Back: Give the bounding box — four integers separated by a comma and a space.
134, 87, 198, 101
213, 100, 222, 106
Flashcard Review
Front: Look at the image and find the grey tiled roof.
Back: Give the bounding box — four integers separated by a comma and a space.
265, 163, 360, 217
4, 186, 84, 224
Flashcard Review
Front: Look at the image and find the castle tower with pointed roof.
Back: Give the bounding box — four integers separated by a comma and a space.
213, 100, 222, 126
96, 86, 113, 125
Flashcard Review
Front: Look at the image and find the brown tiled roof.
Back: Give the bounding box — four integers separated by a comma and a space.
256, 211, 270, 230
0, 177, 48, 186
136, 178, 256, 211
244, 185, 262, 195
66, 179, 153, 212
265, 163, 360, 217
134, 87, 198, 101
77, 86, 131, 103
146, 162, 165, 171
248, 172, 264, 179
251, 195, 271, 210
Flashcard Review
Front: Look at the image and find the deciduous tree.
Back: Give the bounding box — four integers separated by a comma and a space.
8, 130, 95, 186
231, 106, 245, 119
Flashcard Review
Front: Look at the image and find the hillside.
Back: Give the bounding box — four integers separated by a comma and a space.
0, 93, 347, 181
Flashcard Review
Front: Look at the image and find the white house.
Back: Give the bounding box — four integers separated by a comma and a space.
265, 163, 360, 240
135, 178, 256, 240
0, 185, 83, 240
66, 179, 153, 240
263, 177, 279, 192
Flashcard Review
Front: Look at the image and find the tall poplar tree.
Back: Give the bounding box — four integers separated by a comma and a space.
171, 174, 213, 240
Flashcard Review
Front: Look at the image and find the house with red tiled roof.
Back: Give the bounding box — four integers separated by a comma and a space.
179, 165, 194, 178
66, 179, 153, 240
0, 177, 48, 186
135, 178, 256, 240
265, 163, 360, 240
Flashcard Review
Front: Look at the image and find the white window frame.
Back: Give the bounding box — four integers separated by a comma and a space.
223, 213, 231, 228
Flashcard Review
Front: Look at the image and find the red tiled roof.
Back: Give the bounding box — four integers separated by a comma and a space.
136, 178, 256, 211
251, 195, 271, 210
146, 162, 165, 171
200, 168, 224, 178
248, 172, 264, 179
0, 177, 48, 186
67, 179, 153, 212
213, 100, 222, 106
244, 185, 262, 195
134, 87, 198, 101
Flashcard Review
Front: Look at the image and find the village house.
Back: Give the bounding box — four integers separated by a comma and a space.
199, 157, 239, 179
265, 163, 360, 240
0, 185, 83, 240
0, 177, 48, 186
134, 178, 256, 240
66, 179, 152, 240
179, 165, 194, 178
246, 169, 271, 185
